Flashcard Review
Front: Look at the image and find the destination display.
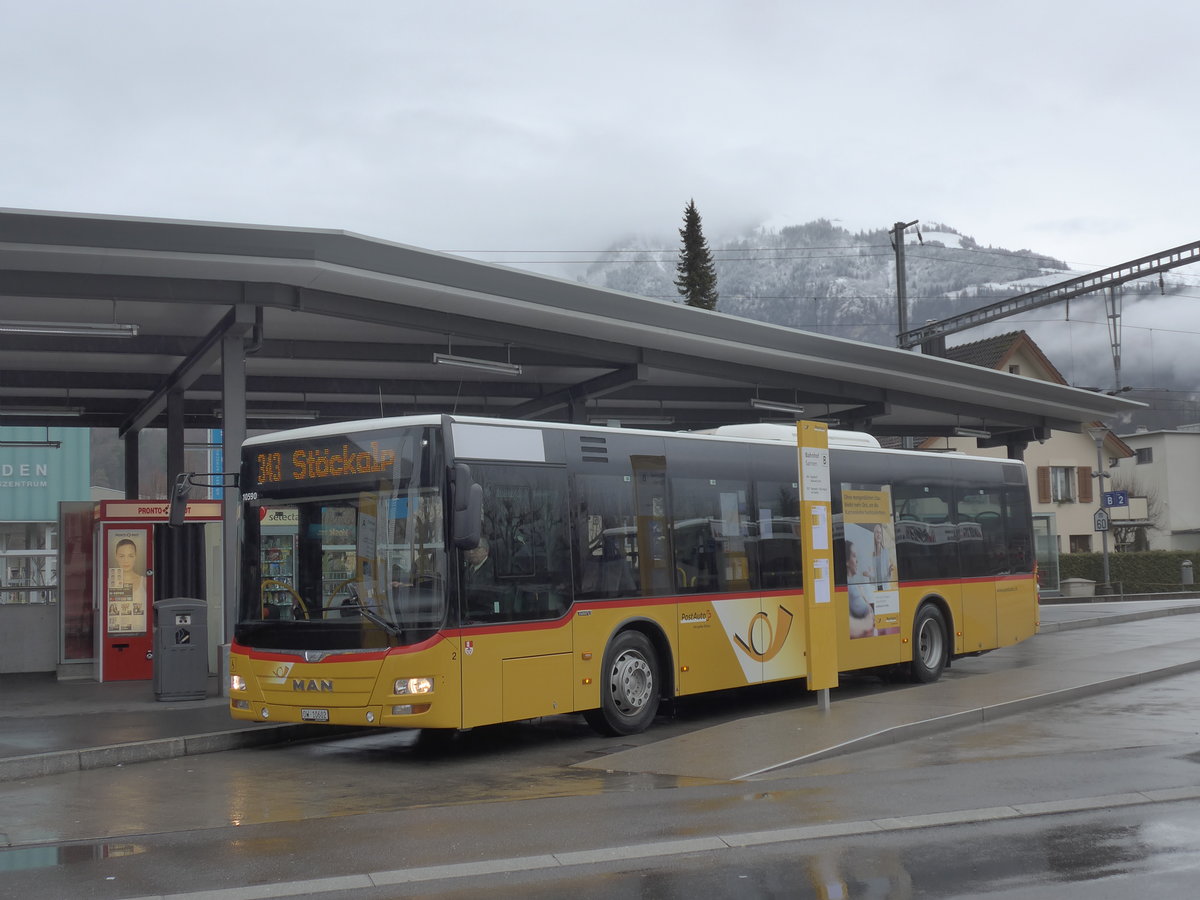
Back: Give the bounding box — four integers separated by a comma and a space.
251, 437, 399, 489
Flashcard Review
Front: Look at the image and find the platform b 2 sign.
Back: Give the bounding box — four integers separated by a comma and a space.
1102, 490, 1129, 508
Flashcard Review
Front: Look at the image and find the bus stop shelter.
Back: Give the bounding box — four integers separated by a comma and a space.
0, 207, 1142, 648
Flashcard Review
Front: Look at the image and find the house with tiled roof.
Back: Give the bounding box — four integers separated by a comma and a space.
921, 331, 1149, 593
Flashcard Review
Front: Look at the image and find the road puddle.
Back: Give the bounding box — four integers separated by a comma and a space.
0, 841, 147, 872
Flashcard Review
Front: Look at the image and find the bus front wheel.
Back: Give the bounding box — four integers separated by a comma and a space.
910, 604, 948, 684
584, 630, 660, 736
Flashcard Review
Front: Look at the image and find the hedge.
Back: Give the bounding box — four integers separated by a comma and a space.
1057, 550, 1199, 594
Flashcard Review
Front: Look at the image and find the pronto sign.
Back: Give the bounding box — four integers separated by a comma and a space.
99, 500, 223, 521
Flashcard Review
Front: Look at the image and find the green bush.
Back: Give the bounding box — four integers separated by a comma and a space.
1058, 551, 1198, 594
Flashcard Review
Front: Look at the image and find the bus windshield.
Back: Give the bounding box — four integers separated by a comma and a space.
237, 425, 447, 651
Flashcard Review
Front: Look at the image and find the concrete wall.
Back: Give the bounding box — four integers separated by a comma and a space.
0, 603, 58, 673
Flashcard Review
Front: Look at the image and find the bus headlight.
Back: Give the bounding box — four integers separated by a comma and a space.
230, 675, 247, 692
395, 677, 434, 695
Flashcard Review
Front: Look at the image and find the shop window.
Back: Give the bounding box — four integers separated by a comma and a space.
0, 522, 57, 604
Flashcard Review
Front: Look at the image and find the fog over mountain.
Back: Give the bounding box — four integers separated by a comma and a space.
576, 220, 1200, 433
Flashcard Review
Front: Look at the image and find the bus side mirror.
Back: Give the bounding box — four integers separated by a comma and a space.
451, 463, 483, 549
168, 473, 192, 527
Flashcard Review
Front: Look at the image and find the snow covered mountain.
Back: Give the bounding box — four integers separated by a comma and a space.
576, 219, 1200, 431
579, 219, 1069, 346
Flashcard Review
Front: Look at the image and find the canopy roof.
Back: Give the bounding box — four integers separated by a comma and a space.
0, 208, 1140, 446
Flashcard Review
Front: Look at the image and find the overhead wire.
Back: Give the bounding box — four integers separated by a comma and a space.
452, 240, 1200, 285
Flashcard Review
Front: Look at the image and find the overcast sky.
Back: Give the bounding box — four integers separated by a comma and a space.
3, 0, 1198, 274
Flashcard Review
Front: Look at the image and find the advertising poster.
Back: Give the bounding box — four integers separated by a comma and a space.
841, 485, 900, 639
106, 527, 150, 636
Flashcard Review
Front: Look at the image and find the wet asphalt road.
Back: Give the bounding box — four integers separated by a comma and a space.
371, 803, 1200, 899
3, 668, 1200, 898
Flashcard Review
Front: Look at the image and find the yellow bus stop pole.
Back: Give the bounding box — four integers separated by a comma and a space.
798, 421, 837, 710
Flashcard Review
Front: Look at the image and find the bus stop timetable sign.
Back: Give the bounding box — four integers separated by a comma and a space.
798, 421, 837, 694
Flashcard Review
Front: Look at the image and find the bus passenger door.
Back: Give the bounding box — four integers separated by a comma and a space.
739, 474, 808, 688
956, 488, 1001, 652
457, 462, 574, 728
748, 511, 807, 686
997, 486, 1037, 646
673, 473, 765, 693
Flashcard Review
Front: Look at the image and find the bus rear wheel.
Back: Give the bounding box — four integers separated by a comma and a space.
910, 604, 948, 684
584, 630, 660, 736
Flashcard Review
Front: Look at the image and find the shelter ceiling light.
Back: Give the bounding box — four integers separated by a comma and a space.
0, 406, 85, 418
750, 398, 806, 417
0, 320, 139, 337
215, 409, 320, 421
432, 353, 523, 376
0, 425, 62, 447
953, 427, 991, 439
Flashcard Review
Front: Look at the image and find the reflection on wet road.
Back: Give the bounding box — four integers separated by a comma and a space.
386, 806, 1200, 900
1, 680, 817, 846
0, 841, 146, 874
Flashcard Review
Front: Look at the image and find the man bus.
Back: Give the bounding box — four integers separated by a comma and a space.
224, 415, 1036, 736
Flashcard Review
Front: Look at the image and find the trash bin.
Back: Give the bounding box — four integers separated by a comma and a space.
153, 597, 208, 701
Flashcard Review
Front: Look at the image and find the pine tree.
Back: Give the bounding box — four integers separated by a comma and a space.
674, 199, 719, 310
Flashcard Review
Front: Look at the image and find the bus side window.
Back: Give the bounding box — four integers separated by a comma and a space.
957, 487, 1007, 575
670, 477, 750, 593
1004, 487, 1033, 573
573, 473, 641, 600
891, 481, 958, 581
470, 465, 571, 621
752, 480, 803, 589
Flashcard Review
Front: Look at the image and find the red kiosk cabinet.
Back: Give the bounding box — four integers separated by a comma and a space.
95, 499, 222, 682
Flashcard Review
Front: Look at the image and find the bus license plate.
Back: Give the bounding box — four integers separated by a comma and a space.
301, 708, 329, 722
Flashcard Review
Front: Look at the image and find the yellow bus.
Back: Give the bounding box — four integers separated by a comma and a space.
229, 415, 1037, 736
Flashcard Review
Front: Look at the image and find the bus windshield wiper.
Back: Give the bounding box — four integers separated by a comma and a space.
334, 584, 402, 637
343, 601, 403, 638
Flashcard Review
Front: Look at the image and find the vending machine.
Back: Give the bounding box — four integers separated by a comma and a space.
98, 521, 154, 681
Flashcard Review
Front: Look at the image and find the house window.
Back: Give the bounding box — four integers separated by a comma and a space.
1069, 534, 1092, 553
1136, 447, 1153, 464
1050, 466, 1075, 502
